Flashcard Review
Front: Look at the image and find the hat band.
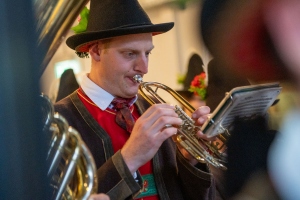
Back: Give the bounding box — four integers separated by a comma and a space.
108, 22, 153, 30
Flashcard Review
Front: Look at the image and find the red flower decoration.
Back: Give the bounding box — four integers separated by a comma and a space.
188, 72, 207, 100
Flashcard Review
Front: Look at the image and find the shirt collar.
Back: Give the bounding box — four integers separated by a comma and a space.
80, 74, 137, 110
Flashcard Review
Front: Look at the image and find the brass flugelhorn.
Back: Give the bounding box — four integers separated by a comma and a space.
133, 75, 227, 170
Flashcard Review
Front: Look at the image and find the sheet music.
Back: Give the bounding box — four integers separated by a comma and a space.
202, 83, 282, 137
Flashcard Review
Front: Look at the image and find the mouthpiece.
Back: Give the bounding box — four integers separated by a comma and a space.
133, 75, 143, 83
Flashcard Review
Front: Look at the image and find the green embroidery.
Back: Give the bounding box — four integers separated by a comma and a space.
136, 174, 157, 198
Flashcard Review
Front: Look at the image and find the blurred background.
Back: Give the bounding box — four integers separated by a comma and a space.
2, 0, 300, 199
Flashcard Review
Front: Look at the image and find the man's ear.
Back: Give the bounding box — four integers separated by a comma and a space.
89, 43, 100, 61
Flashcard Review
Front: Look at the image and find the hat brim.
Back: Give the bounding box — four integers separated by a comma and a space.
66, 22, 174, 52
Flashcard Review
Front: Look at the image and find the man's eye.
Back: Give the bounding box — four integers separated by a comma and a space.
146, 51, 152, 57
124, 52, 135, 58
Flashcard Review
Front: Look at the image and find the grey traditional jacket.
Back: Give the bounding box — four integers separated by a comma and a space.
54, 90, 220, 200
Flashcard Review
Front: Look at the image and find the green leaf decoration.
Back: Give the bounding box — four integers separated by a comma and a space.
71, 6, 89, 34
174, 0, 200, 10
177, 74, 186, 85
175, 0, 188, 9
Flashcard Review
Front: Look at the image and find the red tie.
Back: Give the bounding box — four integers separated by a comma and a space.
111, 97, 136, 133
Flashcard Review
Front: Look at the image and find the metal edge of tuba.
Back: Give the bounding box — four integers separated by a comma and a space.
40, 93, 98, 200
133, 75, 228, 170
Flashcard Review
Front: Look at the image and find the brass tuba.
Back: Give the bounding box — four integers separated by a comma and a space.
133, 75, 228, 170
33, 0, 98, 197
34, 0, 98, 198
40, 94, 98, 200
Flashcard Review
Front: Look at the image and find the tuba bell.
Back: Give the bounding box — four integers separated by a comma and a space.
133, 75, 228, 170
40, 94, 98, 200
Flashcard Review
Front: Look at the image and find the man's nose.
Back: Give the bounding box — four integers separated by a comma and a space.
134, 55, 148, 74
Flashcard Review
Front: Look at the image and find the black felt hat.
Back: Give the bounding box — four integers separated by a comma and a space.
176, 54, 205, 100
66, 0, 174, 53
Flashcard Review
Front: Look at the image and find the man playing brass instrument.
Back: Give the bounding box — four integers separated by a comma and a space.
55, 0, 220, 199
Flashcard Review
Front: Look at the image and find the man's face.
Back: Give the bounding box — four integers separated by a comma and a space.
93, 33, 154, 98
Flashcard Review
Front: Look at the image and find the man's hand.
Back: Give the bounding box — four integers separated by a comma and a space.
121, 104, 182, 174
175, 106, 215, 165
88, 193, 110, 200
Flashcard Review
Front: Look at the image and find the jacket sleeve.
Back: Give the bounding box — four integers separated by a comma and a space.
97, 150, 143, 200
176, 149, 218, 200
